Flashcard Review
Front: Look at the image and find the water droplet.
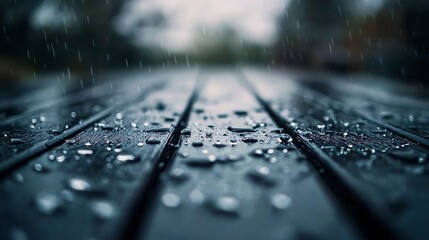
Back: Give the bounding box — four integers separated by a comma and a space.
278, 134, 293, 143
115, 112, 123, 120
67, 178, 92, 192
162, 193, 181, 208
49, 129, 62, 135
155, 102, 166, 111
65, 139, 76, 145
215, 154, 243, 163
189, 189, 205, 205
117, 154, 140, 162
252, 149, 264, 157
164, 117, 175, 122
77, 149, 94, 155
211, 195, 240, 215
14, 173, 24, 183
185, 156, 215, 167
146, 138, 161, 144
213, 142, 227, 148
195, 109, 204, 114
246, 165, 276, 186
91, 200, 116, 220
270, 193, 292, 210
233, 110, 248, 116
181, 128, 191, 135
169, 167, 189, 183
9, 138, 25, 145
34, 192, 63, 214
33, 163, 49, 173
316, 124, 326, 130
271, 128, 284, 133
192, 141, 204, 147
227, 126, 256, 132
56, 155, 66, 162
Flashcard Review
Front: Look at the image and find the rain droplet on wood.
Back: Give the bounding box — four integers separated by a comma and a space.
146, 138, 161, 144
227, 126, 256, 132
34, 192, 64, 215
9, 138, 25, 145
162, 193, 181, 208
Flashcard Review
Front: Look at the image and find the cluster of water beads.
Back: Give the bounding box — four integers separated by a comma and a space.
33, 178, 116, 220
315, 129, 429, 174
32, 175, 115, 217
161, 188, 292, 216
6, 97, 180, 228
27, 142, 123, 218
161, 146, 294, 216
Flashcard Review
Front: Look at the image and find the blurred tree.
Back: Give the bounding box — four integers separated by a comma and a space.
275, 0, 429, 84
0, 0, 143, 80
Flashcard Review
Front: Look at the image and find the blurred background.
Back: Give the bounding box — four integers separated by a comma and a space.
1, 0, 428, 87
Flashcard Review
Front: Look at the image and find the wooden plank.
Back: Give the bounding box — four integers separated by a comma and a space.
243, 67, 429, 240
0, 69, 197, 240
142, 70, 360, 240
0, 74, 101, 121
0, 69, 174, 122
301, 76, 429, 146
0, 70, 183, 175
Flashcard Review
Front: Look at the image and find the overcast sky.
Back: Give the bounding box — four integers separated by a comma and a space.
115, 0, 289, 52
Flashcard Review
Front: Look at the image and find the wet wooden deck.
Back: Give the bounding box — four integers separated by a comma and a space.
0, 67, 428, 240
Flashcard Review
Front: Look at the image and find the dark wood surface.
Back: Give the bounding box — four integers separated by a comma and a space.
0, 67, 428, 240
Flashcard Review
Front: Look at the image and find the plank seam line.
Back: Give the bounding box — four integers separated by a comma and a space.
109, 73, 203, 240
238, 69, 401, 240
